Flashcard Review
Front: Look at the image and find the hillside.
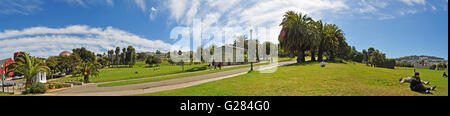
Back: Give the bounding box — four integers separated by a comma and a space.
397, 55, 448, 69
139, 62, 448, 96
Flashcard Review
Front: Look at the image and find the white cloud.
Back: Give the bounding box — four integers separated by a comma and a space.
400, 0, 427, 6
134, 0, 146, 12
165, 0, 349, 44
59, 0, 115, 7
0, 25, 172, 59
106, 0, 114, 6
0, 0, 43, 15
67, 0, 87, 7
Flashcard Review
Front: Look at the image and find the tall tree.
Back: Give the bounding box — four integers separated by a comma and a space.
122, 48, 127, 65
314, 20, 327, 61
279, 11, 314, 63
72, 47, 96, 63
74, 62, 100, 83
115, 47, 120, 67
107, 50, 114, 67
127, 46, 136, 68
323, 24, 344, 61
45, 56, 59, 76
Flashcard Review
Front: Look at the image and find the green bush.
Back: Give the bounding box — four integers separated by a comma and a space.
48, 83, 65, 89
48, 83, 55, 89
55, 83, 64, 88
30, 82, 48, 94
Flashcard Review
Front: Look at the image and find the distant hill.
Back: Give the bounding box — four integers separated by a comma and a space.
396, 55, 448, 69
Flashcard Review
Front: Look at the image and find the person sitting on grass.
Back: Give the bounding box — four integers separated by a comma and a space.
410, 72, 437, 94
443, 72, 448, 78
399, 77, 429, 85
321, 61, 326, 67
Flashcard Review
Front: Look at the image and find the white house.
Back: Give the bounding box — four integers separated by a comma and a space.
33, 72, 47, 83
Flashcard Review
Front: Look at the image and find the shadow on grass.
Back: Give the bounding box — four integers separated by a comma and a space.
186, 66, 208, 72
284, 61, 320, 67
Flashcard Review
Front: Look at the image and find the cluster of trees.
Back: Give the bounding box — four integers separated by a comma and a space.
279, 11, 349, 63
106, 46, 137, 68
361, 47, 396, 69
145, 55, 162, 67
279, 11, 396, 69
395, 62, 415, 68
45, 47, 100, 83
430, 63, 448, 70
46, 54, 81, 76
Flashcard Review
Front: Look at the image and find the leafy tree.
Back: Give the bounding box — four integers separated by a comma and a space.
122, 48, 127, 65
97, 56, 109, 68
313, 20, 327, 61
45, 56, 59, 76
73, 47, 96, 63
156, 50, 161, 55
115, 47, 121, 67
146, 55, 162, 67
323, 24, 345, 61
107, 50, 114, 67
127, 46, 136, 68
7, 52, 50, 88
279, 11, 314, 63
59, 55, 81, 74
73, 62, 100, 83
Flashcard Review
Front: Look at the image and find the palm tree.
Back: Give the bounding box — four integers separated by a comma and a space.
74, 62, 100, 83
279, 11, 314, 63
7, 52, 50, 88
324, 24, 345, 61
115, 47, 120, 67
313, 20, 327, 61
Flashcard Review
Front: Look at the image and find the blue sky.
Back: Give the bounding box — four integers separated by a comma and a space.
0, 0, 448, 59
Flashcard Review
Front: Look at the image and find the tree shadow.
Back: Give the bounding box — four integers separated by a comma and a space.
186, 66, 208, 72
284, 61, 320, 67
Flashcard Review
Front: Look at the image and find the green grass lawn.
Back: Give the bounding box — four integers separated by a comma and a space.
55, 62, 209, 83
98, 62, 271, 87
138, 62, 448, 96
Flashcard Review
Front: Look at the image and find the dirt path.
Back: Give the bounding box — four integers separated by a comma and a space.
45, 61, 296, 96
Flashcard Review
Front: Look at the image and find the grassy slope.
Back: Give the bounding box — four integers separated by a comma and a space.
56, 62, 209, 83
98, 62, 270, 87
138, 62, 448, 96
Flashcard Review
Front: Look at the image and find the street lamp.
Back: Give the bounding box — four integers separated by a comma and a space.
250, 26, 254, 71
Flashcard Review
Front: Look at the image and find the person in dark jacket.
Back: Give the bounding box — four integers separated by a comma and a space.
410, 72, 437, 94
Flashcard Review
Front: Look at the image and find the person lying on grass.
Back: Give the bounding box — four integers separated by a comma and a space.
410, 72, 437, 94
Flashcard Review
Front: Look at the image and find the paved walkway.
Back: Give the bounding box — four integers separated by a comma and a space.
45, 61, 296, 96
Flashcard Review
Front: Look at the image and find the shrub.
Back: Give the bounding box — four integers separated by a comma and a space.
29, 82, 48, 94
55, 83, 64, 88
48, 83, 55, 89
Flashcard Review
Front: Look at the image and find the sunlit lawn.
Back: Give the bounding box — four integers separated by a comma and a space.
139, 62, 448, 96
56, 62, 209, 83
98, 62, 271, 87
